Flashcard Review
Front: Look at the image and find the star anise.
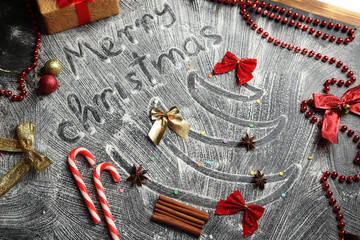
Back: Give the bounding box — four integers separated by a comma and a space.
251, 170, 267, 189
239, 133, 256, 151
126, 164, 149, 187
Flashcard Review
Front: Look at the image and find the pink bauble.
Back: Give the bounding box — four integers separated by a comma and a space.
38, 75, 58, 94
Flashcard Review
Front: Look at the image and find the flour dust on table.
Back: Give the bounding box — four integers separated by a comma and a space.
0, 0, 359, 239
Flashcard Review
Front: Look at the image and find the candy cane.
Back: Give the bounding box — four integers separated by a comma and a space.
93, 163, 121, 240
68, 147, 101, 224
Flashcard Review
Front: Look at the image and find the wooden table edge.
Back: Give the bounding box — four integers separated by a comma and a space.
272, 0, 360, 27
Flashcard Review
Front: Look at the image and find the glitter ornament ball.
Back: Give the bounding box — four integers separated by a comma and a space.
38, 75, 58, 94
44, 59, 62, 76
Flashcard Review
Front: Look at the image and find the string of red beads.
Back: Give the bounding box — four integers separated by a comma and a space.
0, 0, 41, 101
246, 1, 354, 44
321, 171, 360, 240
212, 1, 358, 239
213, 0, 356, 87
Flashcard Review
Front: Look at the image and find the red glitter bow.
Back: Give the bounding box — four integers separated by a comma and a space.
58, 0, 96, 25
215, 190, 265, 238
313, 85, 360, 144
214, 51, 257, 85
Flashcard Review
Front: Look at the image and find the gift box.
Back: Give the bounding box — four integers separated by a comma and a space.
36, 0, 120, 34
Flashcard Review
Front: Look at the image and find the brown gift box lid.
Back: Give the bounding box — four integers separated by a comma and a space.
36, 0, 120, 34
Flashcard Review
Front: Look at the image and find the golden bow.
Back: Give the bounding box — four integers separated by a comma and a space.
0, 122, 52, 197
148, 106, 190, 145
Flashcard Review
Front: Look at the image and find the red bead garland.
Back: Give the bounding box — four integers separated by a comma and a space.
1, 0, 41, 101
320, 171, 360, 238
214, 0, 356, 91
213, 3, 360, 238
211, 7, 358, 237
231, 0, 356, 43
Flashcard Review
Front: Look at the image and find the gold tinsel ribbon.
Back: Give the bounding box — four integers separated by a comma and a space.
148, 106, 190, 145
0, 122, 52, 197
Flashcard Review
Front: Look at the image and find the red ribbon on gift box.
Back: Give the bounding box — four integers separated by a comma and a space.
58, 0, 96, 25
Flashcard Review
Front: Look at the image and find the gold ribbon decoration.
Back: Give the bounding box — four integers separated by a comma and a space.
148, 106, 190, 145
0, 122, 52, 197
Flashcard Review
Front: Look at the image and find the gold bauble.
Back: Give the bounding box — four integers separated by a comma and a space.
44, 59, 62, 76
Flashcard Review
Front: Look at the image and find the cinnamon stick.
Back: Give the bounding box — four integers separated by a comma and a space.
155, 203, 205, 225
152, 213, 202, 237
158, 199, 209, 222
159, 195, 209, 221
154, 207, 204, 230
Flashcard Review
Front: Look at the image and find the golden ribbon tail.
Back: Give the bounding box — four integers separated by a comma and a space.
0, 122, 52, 197
0, 158, 32, 197
148, 117, 168, 145
167, 115, 190, 140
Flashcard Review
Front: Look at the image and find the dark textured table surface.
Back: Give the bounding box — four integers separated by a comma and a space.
0, 0, 359, 239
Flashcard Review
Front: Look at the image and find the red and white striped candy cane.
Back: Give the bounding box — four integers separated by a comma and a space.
68, 147, 101, 224
93, 163, 121, 240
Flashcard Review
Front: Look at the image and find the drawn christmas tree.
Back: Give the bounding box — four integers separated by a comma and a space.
106, 69, 300, 209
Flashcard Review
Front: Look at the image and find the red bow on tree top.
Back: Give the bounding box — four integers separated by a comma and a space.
215, 190, 265, 238
214, 51, 257, 85
313, 85, 360, 144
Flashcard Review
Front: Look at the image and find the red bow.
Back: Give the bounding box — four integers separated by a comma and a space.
313, 85, 360, 144
215, 190, 265, 238
58, 0, 96, 25
214, 51, 257, 85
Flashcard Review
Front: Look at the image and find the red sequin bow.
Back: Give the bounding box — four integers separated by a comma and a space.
58, 0, 96, 25
313, 85, 360, 144
214, 51, 257, 85
215, 190, 265, 238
